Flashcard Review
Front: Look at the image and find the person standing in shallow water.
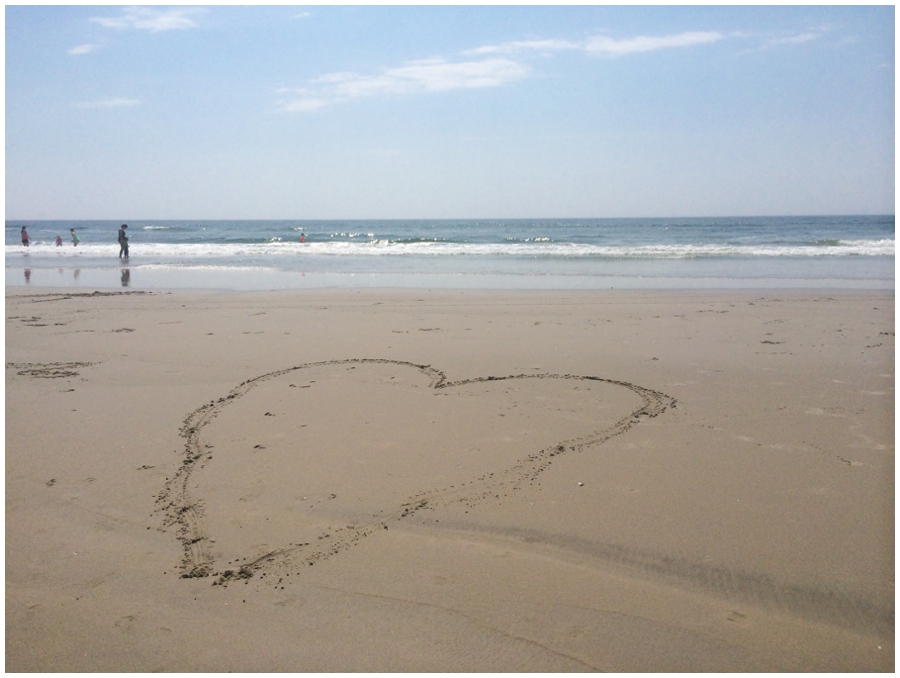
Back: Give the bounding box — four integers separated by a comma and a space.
118, 224, 129, 259
70, 228, 79, 246
20, 226, 30, 247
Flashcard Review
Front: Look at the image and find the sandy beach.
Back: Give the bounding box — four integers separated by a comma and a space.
5, 287, 894, 671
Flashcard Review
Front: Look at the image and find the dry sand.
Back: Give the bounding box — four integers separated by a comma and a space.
5, 287, 894, 671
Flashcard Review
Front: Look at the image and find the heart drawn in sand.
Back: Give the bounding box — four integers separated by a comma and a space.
155, 359, 674, 585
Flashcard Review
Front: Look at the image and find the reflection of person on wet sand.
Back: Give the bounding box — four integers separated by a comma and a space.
21, 227, 30, 247
24, 269, 31, 283
121, 268, 131, 287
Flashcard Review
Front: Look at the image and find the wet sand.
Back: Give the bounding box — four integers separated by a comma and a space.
5, 288, 894, 671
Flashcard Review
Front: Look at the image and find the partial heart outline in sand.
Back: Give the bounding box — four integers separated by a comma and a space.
155, 359, 675, 584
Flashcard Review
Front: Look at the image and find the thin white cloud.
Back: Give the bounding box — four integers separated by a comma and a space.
585, 31, 724, 56
337, 58, 529, 95
737, 29, 826, 55
278, 30, 726, 114
465, 39, 581, 56
279, 57, 530, 113
767, 32, 820, 47
68, 43, 100, 55
90, 6, 203, 32
280, 98, 329, 113
468, 31, 724, 57
75, 98, 141, 109
291, 12, 311, 20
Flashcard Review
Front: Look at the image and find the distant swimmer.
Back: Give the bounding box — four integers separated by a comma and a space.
56, 235, 63, 247
20, 226, 30, 247
118, 224, 129, 259
70, 228, 79, 246
300, 232, 306, 243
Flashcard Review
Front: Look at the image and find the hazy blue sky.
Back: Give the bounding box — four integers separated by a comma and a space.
6, 5, 895, 219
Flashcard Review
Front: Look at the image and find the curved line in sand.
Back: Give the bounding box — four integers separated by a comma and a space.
155, 358, 676, 582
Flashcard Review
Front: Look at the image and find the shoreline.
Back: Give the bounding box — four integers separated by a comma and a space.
6, 286, 894, 671
5, 267, 895, 291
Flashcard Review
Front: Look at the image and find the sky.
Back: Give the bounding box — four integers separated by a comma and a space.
5, 5, 895, 220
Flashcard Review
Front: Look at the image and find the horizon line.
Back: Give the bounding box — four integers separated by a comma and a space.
5, 213, 895, 223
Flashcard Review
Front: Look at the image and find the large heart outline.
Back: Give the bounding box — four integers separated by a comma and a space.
154, 359, 675, 584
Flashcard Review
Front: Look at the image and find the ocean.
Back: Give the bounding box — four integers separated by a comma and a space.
5, 216, 894, 290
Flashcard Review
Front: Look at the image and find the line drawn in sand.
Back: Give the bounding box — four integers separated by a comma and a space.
154, 358, 675, 584
6, 361, 96, 378
152, 359, 894, 636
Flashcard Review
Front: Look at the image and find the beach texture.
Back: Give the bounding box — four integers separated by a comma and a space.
6, 288, 894, 671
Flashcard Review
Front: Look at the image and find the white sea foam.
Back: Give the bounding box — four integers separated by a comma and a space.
6, 238, 894, 260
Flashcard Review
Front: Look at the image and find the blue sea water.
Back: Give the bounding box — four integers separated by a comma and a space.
5, 216, 894, 290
